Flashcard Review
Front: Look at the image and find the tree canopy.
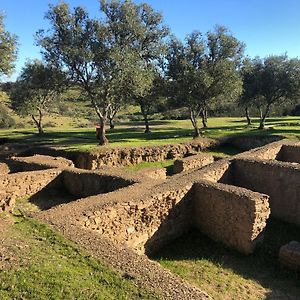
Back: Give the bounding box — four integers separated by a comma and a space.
240, 55, 300, 129
10, 60, 66, 134
36, 0, 168, 144
0, 14, 18, 77
166, 26, 244, 137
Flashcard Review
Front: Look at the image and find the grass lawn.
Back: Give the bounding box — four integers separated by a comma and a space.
0, 116, 299, 152
0, 213, 158, 300
152, 219, 300, 300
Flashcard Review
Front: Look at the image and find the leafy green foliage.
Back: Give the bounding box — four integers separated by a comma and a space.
10, 60, 66, 134
37, 0, 168, 144
167, 26, 244, 136
0, 103, 15, 128
0, 14, 18, 77
240, 56, 300, 129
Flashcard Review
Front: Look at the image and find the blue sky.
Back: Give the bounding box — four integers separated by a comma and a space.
1, 0, 300, 81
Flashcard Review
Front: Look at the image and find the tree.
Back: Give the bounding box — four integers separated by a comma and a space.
100, 0, 169, 133
167, 26, 244, 137
0, 14, 18, 77
10, 60, 66, 134
37, 1, 168, 144
239, 57, 264, 125
241, 55, 300, 129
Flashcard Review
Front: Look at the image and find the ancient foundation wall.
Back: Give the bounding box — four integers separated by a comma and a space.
223, 135, 283, 151
9, 155, 74, 172
233, 158, 300, 225
81, 182, 194, 255
74, 138, 217, 169
193, 181, 270, 254
173, 153, 214, 174
62, 168, 138, 198
0, 169, 62, 212
276, 144, 300, 164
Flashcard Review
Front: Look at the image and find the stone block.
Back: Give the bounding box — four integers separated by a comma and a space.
279, 241, 300, 271
173, 153, 214, 174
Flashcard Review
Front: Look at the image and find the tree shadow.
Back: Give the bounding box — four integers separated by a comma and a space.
151, 218, 300, 299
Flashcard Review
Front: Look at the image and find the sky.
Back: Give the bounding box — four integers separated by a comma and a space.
1, 0, 300, 81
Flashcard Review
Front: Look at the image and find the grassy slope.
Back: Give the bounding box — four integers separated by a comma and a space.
0, 116, 299, 152
152, 219, 300, 300
0, 214, 158, 300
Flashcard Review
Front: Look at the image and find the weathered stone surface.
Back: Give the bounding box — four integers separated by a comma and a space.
193, 181, 270, 254
62, 168, 139, 198
75, 138, 218, 169
233, 158, 300, 225
279, 241, 300, 271
0, 169, 62, 212
136, 167, 167, 180
10, 154, 74, 171
0, 162, 10, 175
173, 153, 214, 174
276, 143, 300, 164
82, 183, 193, 254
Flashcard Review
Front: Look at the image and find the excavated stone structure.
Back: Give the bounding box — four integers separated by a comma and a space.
1, 139, 300, 299
2, 139, 299, 255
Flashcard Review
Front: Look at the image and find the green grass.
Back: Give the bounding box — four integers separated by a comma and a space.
152, 219, 300, 300
124, 159, 175, 175
0, 116, 299, 152
0, 215, 158, 300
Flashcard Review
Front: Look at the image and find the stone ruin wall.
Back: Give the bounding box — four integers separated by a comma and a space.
74, 138, 217, 169
80, 156, 272, 255
0, 169, 62, 212
62, 168, 138, 198
276, 144, 300, 163
81, 183, 194, 255
193, 181, 270, 254
1, 140, 299, 257
173, 153, 214, 174
233, 158, 300, 225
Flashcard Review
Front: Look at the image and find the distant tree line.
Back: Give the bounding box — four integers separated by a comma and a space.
1, 0, 300, 143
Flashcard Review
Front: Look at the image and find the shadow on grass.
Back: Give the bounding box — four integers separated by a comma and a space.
151, 218, 300, 299
232, 117, 300, 124
28, 186, 78, 210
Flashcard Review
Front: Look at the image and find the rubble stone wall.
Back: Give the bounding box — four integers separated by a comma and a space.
62, 169, 137, 198
173, 153, 214, 174
81, 183, 194, 254
276, 144, 300, 164
233, 158, 300, 225
75, 139, 217, 169
193, 181, 270, 254
0, 169, 62, 212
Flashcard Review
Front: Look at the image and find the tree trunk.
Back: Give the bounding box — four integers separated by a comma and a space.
190, 109, 201, 138
38, 123, 44, 135
201, 109, 208, 128
140, 104, 150, 133
97, 117, 108, 145
258, 106, 263, 120
245, 107, 251, 125
258, 104, 271, 130
109, 117, 115, 129
32, 115, 44, 135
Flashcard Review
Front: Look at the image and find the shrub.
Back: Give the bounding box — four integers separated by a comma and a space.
0, 104, 15, 128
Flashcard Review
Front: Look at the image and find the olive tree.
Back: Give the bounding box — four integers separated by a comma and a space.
167, 26, 244, 137
100, 0, 169, 133
240, 55, 300, 129
37, 1, 168, 144
0, 14, 18, 77
10, 60, 66, 134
